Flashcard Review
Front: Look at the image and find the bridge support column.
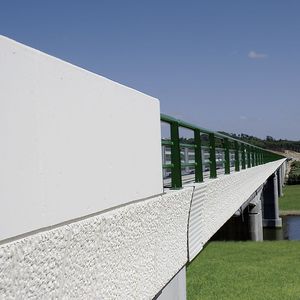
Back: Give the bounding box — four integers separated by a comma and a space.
277, 167, 283, 197
248, 197, 263, 241
156, 267, 186, 300
262, 172, 282, 228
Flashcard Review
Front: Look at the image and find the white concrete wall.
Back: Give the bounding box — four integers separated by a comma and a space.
0, 188, 193, 299
188, 158, 286, 261
0, 35, 163, 241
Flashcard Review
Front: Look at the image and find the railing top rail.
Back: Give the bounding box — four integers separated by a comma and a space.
161, 113, 275, 152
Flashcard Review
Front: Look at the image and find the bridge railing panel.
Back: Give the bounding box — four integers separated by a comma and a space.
161, 114, 284, 189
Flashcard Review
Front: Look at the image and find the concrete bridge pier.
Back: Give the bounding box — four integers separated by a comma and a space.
212, 194, 264, 242
277, 167, 284, 197
248, 196, 263, 241
262, 172, 282, 228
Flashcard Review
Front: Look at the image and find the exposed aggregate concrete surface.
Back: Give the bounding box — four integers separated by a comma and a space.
0, 188, 193, 299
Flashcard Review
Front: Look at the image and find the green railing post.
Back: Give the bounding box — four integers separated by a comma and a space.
241, 143, 246, 169
223, 137, 230, 174
247, 145, 251, 168
265, 151, 268, 163
209, 133, 217, 178
194, 129, 203, 182
251, 147, 255, 167
170, 120, 182, 189
234, 141, 240, 172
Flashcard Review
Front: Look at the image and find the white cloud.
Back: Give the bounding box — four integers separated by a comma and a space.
248, 50, 268, 59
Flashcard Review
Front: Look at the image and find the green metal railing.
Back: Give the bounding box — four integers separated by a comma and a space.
161, 114, 284, 189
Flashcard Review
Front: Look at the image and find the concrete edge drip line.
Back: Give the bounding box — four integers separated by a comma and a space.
186, 185, 196, 263
0, 192, 165, 246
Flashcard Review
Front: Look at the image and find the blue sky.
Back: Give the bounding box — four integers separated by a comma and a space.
1, 1, 299, 139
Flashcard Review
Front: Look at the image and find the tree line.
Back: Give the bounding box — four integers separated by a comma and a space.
176, 132, 300, 152
218, 132, 300, 152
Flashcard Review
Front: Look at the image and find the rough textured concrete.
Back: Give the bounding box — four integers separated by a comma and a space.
0, 188, 193, 299
188, 159, 286, 261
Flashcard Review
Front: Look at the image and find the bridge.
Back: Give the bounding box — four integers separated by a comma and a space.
0, 35, 287, 299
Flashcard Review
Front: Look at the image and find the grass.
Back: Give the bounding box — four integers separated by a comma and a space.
187, 241, 300, 300
279, 185, 300, 212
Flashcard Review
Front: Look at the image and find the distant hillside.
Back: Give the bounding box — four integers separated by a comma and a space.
218, 132, 300, 153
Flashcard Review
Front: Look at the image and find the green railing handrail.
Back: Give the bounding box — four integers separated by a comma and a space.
161, 113, 285, 189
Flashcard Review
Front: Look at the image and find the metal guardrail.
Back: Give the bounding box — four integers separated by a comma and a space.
161, 114, 284, 189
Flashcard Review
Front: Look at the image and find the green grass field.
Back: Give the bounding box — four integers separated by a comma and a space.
187, 241, 300, 300
279, 185, 300, 211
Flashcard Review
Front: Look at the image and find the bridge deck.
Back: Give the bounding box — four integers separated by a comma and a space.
186, 158, 286, 261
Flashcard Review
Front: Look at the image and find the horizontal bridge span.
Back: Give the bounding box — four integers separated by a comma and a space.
187, 158, 286, 261
1, 160, 286, 299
